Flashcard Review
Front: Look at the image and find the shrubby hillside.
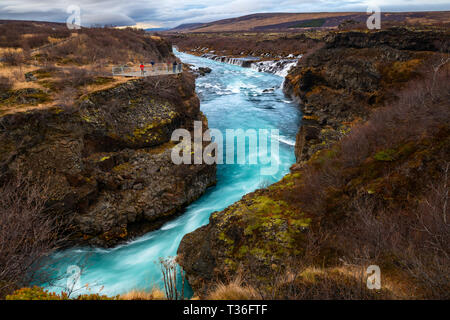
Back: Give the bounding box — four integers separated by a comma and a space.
178, 27, 450, 299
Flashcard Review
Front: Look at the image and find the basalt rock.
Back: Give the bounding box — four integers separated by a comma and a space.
178, 186, 309, 296
177, 28, 449, 297
283, 28, 442, 163
325, 27, 449, 52
0, 73, 216, 247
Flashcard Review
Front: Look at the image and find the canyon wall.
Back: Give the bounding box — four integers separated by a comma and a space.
177, 28, 450, 297
0, 72, 216, 247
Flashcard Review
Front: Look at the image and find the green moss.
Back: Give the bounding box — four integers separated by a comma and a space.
112, 162, 133, 172
289, 18, 326, 28
374, 149, 396, 161
32, 70, 52, 79
38, 80, 58, 91
218, 232, 234, 245
0, 89, 51, 106
94, 77, 114, 85
382, 59, 422, 83
216, 193, 311, 268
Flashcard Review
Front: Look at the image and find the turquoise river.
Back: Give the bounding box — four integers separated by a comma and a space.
43, 49, 301, 297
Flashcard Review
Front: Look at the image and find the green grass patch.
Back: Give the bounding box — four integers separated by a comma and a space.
289, 18, 326, 28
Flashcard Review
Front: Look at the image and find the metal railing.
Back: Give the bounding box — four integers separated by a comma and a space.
112, 63, 183, 77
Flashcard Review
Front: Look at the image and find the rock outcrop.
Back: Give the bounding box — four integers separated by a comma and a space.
177, 28, 450, 297
0, 72, 216, 247
284, 28, 448, 164
178, 180, 308, 295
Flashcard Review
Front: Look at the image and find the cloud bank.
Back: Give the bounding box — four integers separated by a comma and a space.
0, 0, 449, 28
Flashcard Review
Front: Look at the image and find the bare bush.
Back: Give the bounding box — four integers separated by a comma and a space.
170, 33, 320, 57
0, 174, 70, 297
158, 257, 186, 300
44, 27, 173, 65
0, 76, 12, 93
1, 50, 24, 66
55, 86, 78, 110
0, 21, 71, 49
397, 162, 450, 298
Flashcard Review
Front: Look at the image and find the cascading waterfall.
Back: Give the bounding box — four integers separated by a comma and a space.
250, 59, 299, 77
200, 52, 301, 77
41, 49, 301, 297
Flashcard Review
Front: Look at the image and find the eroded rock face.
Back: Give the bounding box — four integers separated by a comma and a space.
176, 28, 449, 297
283, 28, 448, 164
0, 73, 216, 247
325, 28, 449, 52
178, 186, 308, 296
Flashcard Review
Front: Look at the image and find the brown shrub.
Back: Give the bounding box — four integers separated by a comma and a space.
44, 27, 173, 65
0, 174, 70, 298
0, 75, 12, 92
207, 276, 261, 300
170, 33, 320, 57
0, 21, 71, 49
281, 56, 450, 299
120, 288, 165, 300
54, 86, 78, 110
1, 50, 24, 66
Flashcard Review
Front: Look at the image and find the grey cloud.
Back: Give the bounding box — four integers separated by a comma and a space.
0, 0, 449, 28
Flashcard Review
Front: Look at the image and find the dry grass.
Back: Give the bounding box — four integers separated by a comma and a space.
0, 65, 39, 88
206, 276, 261, 300
120, 288, 166, 300
0, 21, 176, 115
279, 56, 450, 299
186, 12, 358, 32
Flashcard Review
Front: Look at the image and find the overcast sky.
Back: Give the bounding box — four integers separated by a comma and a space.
1, 0, 449, 28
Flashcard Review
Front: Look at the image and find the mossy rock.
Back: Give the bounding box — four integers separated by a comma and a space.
0, 88, 51, 106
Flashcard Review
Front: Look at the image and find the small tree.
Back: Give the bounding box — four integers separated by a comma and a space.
0, 174, 70, 297
158, 257, 186, 300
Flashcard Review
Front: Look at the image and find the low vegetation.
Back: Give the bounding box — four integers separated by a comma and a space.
253, 57, 448, 299
0, 22, 175, 115
168, 32, 321, 58
0, 175, 70, 298
176, 27, 449, 299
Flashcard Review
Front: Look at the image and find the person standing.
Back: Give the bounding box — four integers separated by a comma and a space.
172, 61, 177, 73
139, 63, 145, 76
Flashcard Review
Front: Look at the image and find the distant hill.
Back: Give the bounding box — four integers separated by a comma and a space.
145, 27, 170, 32
168, 11, 450, 32
171, 23, 206, 31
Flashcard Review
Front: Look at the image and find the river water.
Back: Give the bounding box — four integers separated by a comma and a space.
43, 50, 301, 296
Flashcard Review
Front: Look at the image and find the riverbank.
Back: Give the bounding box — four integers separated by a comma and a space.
177, 27, 450, 299
0, 24, 216, 297
32, 48, 301, 297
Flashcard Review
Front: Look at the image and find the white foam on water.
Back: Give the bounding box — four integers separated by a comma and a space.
41, 48, 301, 298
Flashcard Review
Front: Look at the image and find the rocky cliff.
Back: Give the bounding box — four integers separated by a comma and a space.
0, 72, 216, 247
284, 27, 448, 164
177, 28, 450, 298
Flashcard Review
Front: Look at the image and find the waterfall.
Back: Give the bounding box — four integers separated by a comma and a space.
200, 53, 301, 77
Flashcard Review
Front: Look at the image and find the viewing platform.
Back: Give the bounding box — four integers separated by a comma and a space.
112, 63, 183, 77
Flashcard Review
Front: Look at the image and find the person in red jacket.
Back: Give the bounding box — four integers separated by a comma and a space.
139, 63, 145, 76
